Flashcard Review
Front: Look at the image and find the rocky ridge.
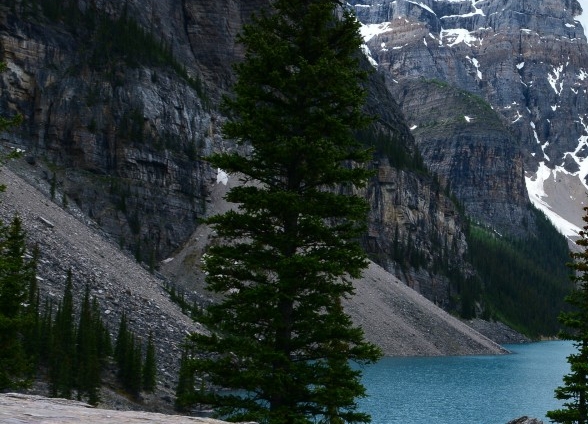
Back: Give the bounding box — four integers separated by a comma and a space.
350, 0, 588, 238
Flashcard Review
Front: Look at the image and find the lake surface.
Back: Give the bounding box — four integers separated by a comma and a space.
358, 340, 575, 424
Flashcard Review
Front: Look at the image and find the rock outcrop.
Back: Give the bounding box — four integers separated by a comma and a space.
0, 393, 234, 424
507, 417, 544, 424
0, 0, 573, 343
350, 0, 588, 237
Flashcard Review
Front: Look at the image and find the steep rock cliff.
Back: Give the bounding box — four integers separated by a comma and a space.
0, 0, 572, 328
350, 0, 588, 238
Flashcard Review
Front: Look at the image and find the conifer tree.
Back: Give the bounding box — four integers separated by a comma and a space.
142, 331, 157, 392
186, 1, 381, 422
547, 205, 588, 424
50, 270, 76, 398
0, 215, 36, 389
76, 286, 101, 404
115, 312, 143, 397
92, 297, 112, 361
175, 347, 196, 412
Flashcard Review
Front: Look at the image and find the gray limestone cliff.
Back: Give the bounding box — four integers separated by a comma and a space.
350, 0, 588, 237
0, 0, 576, 327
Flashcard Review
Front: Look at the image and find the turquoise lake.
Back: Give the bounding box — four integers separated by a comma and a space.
358, 341, 575, 424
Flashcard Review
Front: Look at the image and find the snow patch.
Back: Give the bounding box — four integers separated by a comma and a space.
360, 44, 378, 68
464, 115, 474, 122
360, 22, 394, 42
466, 56, 483, 79
516, 62, 525, 70
547, 64, 564, 95
530, 122, 550, 161
440, 28, 480, 47
410, 125, 418, 130
525, 162, 581, 237
407, 1, 436, 15
217, 168, 228, 185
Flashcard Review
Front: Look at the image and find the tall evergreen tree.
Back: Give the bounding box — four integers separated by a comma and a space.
50, 270, 76, 398
547, 205, 588, 424
174, 346, 197, 412
142, 331, 157, 392
186, 1, 381, 422
0, 215, 36, 389
76, 286, 101, 404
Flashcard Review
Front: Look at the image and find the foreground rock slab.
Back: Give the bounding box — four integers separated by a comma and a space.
0, 393, 235, 424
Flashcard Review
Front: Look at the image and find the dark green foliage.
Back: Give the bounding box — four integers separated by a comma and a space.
44, 277, 111, 403
0, 215, 37, 389
467, 207, 572, 337
163, 283, 202, 320
356, 127, 426, 172
0, 218, 114, 401
114, 312, 145, 398
547, 205, 588, 423
183, 1, 381, 422
175, 347, 196, 412
50, 270, 76, 398
75, 286, 101, 404
142, 331, 157, 393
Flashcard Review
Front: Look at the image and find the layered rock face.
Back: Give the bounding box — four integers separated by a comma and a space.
0, 0, 574, 317
350, 0, 588, 237
0, 1, 466, 282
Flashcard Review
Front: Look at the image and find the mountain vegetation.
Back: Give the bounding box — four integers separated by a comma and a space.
547, 204, 588, 423
177, 0, 382, 422
467, 207, 573, 337
0, 217, 157, 404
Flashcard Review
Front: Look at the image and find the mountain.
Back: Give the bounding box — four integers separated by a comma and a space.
0, 0, 575, 338
351, 0, 588, 238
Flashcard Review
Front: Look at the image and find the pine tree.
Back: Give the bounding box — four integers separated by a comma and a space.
142, 331, 157, 392
114, 311, 129, 369
92, 297, 112, 361
174, 347, 196, 412
50, 270, 76, 398
0, 215, 36, 389
547, 205, 588, 424
186, 1, 381, 422
114, 312, 143, 397
76, 286, 101, 404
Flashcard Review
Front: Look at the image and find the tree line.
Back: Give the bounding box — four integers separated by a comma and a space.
0, 215, 157, 404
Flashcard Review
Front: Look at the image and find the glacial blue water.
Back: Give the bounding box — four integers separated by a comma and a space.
357, 341, 575, 424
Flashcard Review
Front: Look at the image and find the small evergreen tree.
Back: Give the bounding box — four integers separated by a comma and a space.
92, 297, 112, 361
114, 311, 129, 368
142, 331, 157, 392
547, 205, 588, 424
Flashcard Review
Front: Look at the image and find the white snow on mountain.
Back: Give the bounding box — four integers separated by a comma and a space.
525, 163, 582, 238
